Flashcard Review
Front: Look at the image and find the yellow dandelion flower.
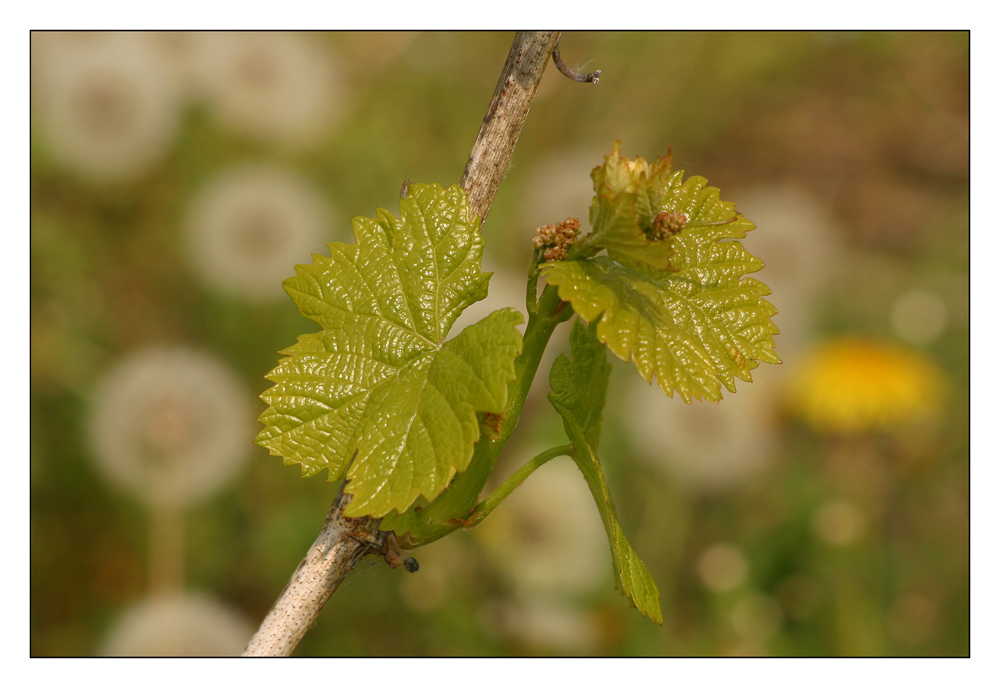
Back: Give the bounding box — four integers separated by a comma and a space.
787, 338, 946, 434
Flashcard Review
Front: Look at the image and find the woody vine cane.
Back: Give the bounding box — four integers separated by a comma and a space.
243, 31, 566, 658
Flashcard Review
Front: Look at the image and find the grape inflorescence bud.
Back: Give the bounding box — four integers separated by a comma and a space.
533, 217, 582, 262
649, 211, 688, 241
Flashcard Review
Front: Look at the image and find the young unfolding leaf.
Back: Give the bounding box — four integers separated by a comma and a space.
549, 319, 662, 624
584, 141, 680, 270
255, 183, 523, 518
544, 145, 780, 403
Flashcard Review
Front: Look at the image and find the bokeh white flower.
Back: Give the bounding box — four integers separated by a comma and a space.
140, 31, 201, 97
479, 597, 601, 655
619, 372, 779, 491
184, 164, 332, 302
32, 32, 185, 182
474, 455, 610, 598
697, 543, 749, 593
99, 592, 253, 656
191, 32, 345, 148
87, 347, 251, 506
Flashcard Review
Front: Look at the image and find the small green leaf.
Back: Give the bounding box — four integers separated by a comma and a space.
548, 318, 611, 450
586, 141, 678, 270
543, 146, 780, 403
549, 319, 662, 624
255, 183, 523, 518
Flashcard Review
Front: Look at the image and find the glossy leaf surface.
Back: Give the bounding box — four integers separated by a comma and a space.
255, 184, 523, 518
549, 319, 662, 624
544, 146, 780, 403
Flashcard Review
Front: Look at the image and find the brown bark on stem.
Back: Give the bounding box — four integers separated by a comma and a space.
243, 486, 389, 656
242, 31, 559, 658
460, 31, 560, 226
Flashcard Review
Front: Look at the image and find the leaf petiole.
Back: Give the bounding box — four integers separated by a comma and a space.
526, 247, 542, 316
459, 444, 573, 528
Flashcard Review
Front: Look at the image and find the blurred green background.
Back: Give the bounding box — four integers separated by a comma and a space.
30, 31, 969, 657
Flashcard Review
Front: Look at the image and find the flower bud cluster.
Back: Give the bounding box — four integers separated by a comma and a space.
650, 211, 688, 240
533, 217, 582, 262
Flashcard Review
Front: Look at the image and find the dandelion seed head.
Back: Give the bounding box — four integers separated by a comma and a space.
192, 32, 345, 148
184, 164, 331, 302
88, 347, 251, 506
99, 592, 253, 657
474, 456, 609, 597
622, 374, 778, 491
33, 32, 184, 182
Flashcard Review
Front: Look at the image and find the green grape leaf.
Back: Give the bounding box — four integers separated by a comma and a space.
585, 141, 678, 270
255, 183, 524, 518
543, 147, 780, 403
549, 319, 662, 624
